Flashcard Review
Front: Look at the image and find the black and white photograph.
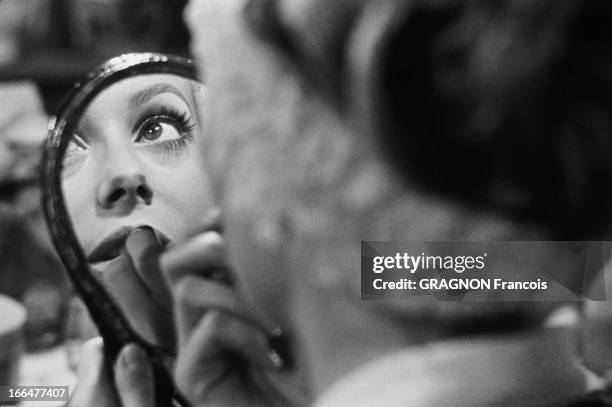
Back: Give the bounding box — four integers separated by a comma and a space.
1, 1, 612, 406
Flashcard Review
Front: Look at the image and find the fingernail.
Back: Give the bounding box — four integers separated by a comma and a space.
120, 344, 146, 369
128, 227, 149, 243
132, 226, 169, 246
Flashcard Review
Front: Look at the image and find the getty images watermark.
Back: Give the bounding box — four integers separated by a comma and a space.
361, 242, 611, 301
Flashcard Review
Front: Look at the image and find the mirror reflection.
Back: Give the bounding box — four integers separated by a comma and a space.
60, 71, 212, 348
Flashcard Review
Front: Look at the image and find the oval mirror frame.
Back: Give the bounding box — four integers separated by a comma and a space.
41, 52, 198, 406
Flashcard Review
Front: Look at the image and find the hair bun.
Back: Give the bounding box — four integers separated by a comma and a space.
353, 0, 612, 238
245, 0, 612, 238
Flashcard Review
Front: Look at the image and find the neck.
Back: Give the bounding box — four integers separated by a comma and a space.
284, 171, 588, 401
292, 290, 447, 396
304, 320, 586, 407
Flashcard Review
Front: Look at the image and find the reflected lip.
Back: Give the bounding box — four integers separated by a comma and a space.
87, 225, 169, 264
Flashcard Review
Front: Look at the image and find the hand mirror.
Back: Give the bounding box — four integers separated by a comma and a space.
41, 53, 210, 407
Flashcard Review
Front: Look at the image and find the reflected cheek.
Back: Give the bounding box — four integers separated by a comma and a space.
148, 163, 213, 225
62, 177, 98, 253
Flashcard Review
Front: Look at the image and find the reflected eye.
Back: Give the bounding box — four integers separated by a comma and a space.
62, 133, 89, 177
137, 121, 182, 144
64, 133, 89, 160
133, 107, 196, 157
68, 133, 89, 151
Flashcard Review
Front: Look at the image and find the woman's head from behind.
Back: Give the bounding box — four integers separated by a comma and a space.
187, 0, 612, 339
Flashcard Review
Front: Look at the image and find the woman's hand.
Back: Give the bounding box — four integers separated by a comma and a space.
70, 228, 172, 406
68, 338, 154, 407
161, 217, 302, 407
95, 227, 175, 349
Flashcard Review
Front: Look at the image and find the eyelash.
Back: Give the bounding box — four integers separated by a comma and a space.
134, 106, 197, 157
62, 133, 89, 176
63, 105, 197, 175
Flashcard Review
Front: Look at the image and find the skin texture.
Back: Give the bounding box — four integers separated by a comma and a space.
185, 0, 599, 398
70, 0, 611, 405
62, 74, 214, 262
68, 339, 154, 407
61, 73, 213, 347
66, 71, 306, 406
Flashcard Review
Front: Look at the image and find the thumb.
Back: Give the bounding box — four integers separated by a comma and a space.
114, 344, 155, 407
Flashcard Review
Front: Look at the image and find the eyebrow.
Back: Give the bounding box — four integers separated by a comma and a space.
128, 83, 188, 107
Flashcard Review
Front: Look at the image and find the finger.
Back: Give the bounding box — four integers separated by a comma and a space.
174, 311, 282, 401
172, 275, 260, 346
115, 344, 154, 407
183, 207, 224, 237
69, 337, 118, 407
125, 227, 172, 311
101, 254, 160, 344
162, 230, 233, 287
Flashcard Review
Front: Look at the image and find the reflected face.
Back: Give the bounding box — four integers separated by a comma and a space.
62, 74, 213, 268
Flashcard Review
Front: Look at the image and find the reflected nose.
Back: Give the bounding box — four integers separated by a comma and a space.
96, 172, 153, 209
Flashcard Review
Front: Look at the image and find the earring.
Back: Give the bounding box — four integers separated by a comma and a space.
268, 327, 293, 370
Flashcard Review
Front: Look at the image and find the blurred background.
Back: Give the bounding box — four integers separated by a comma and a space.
2, 0, 612, 404
0, 0, 190, 113
0, 0, 190, 400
